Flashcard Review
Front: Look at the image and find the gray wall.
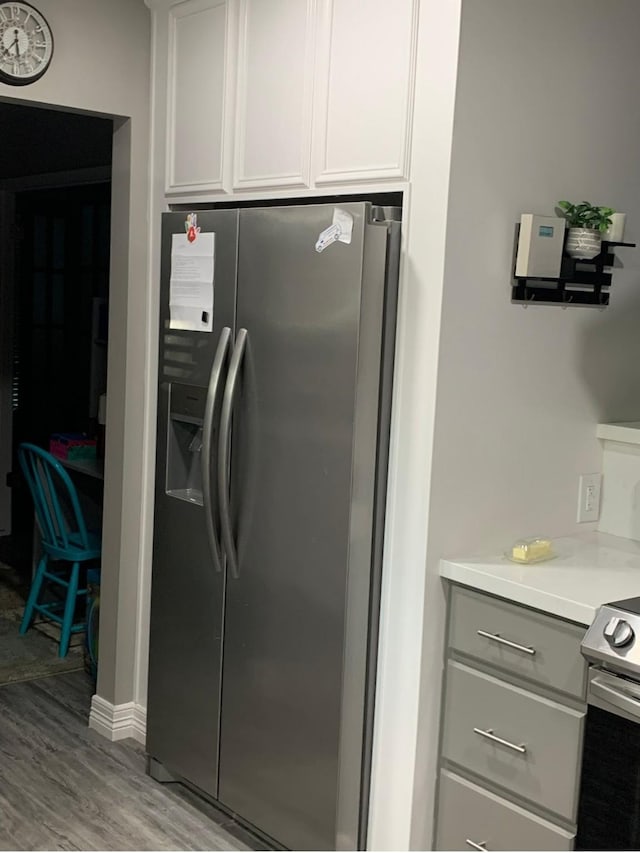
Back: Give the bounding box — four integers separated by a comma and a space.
412, 1, 640, 846
434, 0, 640, 554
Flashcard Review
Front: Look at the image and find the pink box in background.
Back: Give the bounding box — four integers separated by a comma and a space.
49, 433, 97, 462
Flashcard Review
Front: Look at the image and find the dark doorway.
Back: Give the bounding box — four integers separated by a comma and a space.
0, 101, 113, 690
6, 182, 111, 579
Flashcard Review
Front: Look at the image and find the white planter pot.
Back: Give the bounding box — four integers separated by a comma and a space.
565, 227, 602, 259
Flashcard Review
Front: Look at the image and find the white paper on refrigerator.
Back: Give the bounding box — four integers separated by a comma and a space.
169, 232, 215, 332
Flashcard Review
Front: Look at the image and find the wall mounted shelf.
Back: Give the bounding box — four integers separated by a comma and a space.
512, 230, 635, 307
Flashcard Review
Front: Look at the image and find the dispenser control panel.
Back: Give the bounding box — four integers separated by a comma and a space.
169, 382, 206, 424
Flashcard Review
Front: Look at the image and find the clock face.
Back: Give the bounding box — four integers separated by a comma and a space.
0, 2, 53, 86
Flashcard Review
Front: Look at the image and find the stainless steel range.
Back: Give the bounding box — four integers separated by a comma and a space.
577, 597, 640, 850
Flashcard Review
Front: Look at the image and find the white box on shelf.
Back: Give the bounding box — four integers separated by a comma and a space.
515, 214, 565, 278
603, 213, 626, 243
597, 422, 640, 541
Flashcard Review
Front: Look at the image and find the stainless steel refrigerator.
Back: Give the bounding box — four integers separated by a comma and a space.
147, 202, 401, 851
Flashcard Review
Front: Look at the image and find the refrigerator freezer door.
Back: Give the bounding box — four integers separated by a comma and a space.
217, 203, 392, 850
147, 210, 238, 798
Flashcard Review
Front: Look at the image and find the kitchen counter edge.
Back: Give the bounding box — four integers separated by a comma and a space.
439, 532, 640, 627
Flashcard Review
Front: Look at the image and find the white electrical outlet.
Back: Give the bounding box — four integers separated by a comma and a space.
577, 473, 602, 523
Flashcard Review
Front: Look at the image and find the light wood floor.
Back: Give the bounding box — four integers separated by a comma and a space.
0, 671, 255, 851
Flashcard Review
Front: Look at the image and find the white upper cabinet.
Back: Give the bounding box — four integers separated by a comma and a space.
312, 0, 417, 185
166, 0, 233, 194
233, 0, 315, 190
157, 0, 417, 197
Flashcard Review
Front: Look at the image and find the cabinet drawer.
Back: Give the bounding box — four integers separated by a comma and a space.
436, 769, 574, 851
442, 661, 584, 821
449, 585, 587, 700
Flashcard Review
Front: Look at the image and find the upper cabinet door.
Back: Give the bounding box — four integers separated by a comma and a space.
166, 0, 233, 194
313, 0, 418, 186
233, 0, 315, 190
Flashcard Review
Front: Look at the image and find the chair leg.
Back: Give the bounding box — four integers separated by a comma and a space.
59, 561, 80, 658
20, 555, 47, 635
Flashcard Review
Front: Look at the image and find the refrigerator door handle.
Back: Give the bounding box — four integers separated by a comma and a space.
202, 326, 232, 573
218, 327, 247, 579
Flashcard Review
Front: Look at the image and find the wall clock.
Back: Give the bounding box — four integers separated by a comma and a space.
0, 2, 53, 86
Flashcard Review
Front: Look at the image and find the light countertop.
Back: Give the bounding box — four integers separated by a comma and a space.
440, 532, 640, 626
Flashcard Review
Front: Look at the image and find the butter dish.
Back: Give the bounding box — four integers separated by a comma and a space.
506, 537, 555, 564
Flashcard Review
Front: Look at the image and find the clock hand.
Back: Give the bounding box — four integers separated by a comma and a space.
12, 28, 20, 57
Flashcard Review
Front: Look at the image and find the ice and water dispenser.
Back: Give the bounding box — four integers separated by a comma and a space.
166, 383, 207, 505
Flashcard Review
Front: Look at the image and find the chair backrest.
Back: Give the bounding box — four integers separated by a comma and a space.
18, 443, 91, 553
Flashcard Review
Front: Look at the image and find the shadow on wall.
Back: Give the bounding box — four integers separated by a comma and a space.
578, 270, 640, 422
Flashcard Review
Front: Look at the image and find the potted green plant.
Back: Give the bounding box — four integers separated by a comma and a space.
557, 200, 615, 259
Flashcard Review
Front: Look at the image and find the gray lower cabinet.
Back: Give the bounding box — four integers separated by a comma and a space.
435, 583, 587, 851
436, 770, 574, 851
449, 585, 586, 700
442, 660, 584, 821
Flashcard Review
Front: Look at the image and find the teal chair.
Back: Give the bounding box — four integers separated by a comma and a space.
18, 443, 101, 658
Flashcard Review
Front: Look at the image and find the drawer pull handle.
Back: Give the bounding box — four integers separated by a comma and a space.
465, 840, 488, 852
473, 727, 527, 754
477, 629, 536, 656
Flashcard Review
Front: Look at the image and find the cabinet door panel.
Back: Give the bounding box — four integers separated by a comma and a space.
166, 0, 230, 193
313, 0, 417, 185
442, 661, 585, 822
233, 0, 315, 190
436, 770, 574, 851
449, 585, 587, 700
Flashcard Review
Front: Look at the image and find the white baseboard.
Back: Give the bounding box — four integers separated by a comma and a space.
89, 694, 147, 745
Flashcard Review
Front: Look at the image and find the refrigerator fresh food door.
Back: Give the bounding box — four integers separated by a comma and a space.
147, 210, 238, 798
217, 203, 396, 850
